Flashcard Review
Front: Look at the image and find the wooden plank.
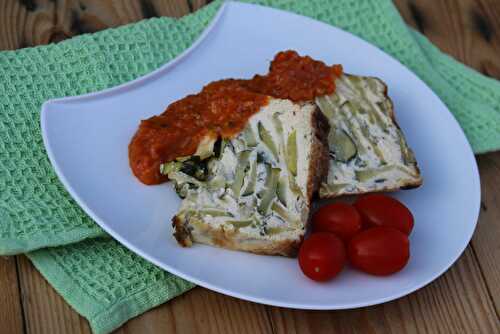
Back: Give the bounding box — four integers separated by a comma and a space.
0, 0, 56, 50
268, 247, 499, 334
17, 255, 274, 334
0, 0, 23, 50
119, 287, 274, 334
150, 0, 191, 18
0, 0, 191, 50
393, 0, 500, 80
189, 0, 211, 11
0, 256, 24, 334
51, 0, 191, 43
16, 255, 91, 334
475, 152, 500, 312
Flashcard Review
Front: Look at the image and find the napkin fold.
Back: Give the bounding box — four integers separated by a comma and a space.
1, 0, 499, 333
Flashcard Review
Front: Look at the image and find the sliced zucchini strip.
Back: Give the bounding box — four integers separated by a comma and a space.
242, 158, 257, 196
258, 167, 280, 215
231, 150, 251, 197
258, 122, 279, 160
243, 126, 258, 147
328, 128, 357, 162
286, 130, 298, 176
276, 176, 288, 207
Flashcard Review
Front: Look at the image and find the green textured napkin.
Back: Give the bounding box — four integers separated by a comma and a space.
1, 0, 499, 333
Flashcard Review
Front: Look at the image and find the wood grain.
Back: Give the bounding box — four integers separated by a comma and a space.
119, 287, 273, 334
1, 1, 500, 333
0, 0, 191, 50
16, 255, 91, 334
475, 152, 500, 313
268, 248, 499, 334
393, 0, 500, 80
0, 0, 56, 49
14, 253, 274, 334
0, 257, 24, 334
189, 0, 212, 11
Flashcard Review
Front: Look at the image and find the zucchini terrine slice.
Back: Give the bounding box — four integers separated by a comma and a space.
164, 98, 329, 256
316, 74, 422, 198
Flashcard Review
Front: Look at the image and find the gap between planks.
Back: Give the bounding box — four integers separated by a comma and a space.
16, 255, 91, 334
0, 256, 24, 334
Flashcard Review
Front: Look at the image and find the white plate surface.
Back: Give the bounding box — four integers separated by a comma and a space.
41, 1, 480, 309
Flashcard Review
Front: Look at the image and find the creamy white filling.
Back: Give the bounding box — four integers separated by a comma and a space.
171, 99, 316, 240
317, 75, 420, 197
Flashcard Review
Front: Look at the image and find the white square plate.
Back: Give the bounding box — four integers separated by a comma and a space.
41, 1, 480, 309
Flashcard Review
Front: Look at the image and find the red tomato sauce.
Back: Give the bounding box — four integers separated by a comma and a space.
245, 50, 343, 102
129, 50, 343, 185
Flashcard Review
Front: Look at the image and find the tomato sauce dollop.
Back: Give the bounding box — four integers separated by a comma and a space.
246, 50, 343, 101
129, 50, 343, 185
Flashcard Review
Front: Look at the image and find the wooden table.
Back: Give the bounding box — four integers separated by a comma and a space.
1, 1, 499, 333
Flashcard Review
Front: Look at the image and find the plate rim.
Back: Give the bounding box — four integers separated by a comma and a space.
40, 1, 481, 310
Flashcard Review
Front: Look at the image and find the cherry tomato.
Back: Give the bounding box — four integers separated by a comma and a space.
298, 232, 346, 281
312, 203, 362, 241
354, 194, 414, 235
348, 227, 409, 276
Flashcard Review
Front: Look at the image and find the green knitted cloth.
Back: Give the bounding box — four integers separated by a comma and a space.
1, 0, 499, 333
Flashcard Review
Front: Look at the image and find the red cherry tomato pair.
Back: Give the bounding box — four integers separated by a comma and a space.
298, 194, 413, 281
354, 194, 414, 235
